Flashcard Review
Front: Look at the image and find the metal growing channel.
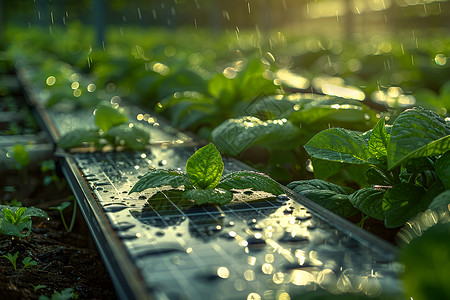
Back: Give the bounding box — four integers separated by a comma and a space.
18, 69, 401, 300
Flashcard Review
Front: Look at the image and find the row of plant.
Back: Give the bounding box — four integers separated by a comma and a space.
3, 24, 450, 299
5, 25, 449, 230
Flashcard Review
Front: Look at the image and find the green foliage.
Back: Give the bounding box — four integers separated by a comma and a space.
21, 256, 38, 269
186, 143, 224, 189
300, 107, 450, 228
156, 57, 278, 133
130, 143, 283, 205
2, 251, 19, 270
13, 144, 30, 169
32, 284, 47, 293
94, 103, 128, 132
212, 116, 301, 156
211, 95, 377, 183
57, 102, 150, 151
38, 288, 79, 300
400, 223, 450, 300
287, 179, 358, 218
1, 251, 36, 270
0, 205, 48, 237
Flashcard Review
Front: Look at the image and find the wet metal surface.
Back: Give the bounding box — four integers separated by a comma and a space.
72, 149, 401, 300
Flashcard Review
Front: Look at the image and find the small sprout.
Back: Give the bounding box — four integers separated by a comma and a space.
38, 288, 79, 300
2, 251, 19, 270
32, 284, 47, 293
22, 256, 38, 270
50, 197, 77, 233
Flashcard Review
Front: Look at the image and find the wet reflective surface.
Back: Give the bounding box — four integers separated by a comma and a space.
73, 148, 401, 300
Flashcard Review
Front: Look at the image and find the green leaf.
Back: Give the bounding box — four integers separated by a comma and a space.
212, 116, 301, 156
382, 183, 428, 228
185, 143, 224, 189
217, 171, 283, 196
21, 206, 48, 219
400, 223, 450, 300
287, 179, 358, 218
129, 169, 192, 194
105, 123, 150, 150
435, 151, 450, 190
182, 188, 233, 205
349, 188, 385, 220
289, 98, 376, 125
387, 107, 450, 169
428, 190, 450, 211
404, 157, 434, 174
368, 118, 389, 159
13, 144, 30, 167
95, 103, 128, 132
50, 202, 71, 212
304, 128, 372, 165
365, 167, 392, 186
207, 73, 235, 105
57, 129, 99, 149
3, 209, 15, 224
309, 158, 343, 179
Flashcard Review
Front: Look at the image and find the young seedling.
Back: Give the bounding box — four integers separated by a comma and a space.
0, 205, 48, 238
130, 143, 284, 205
50, 196, 77, 233
22, 256, 38, 269
2, 251, 19, 270
38, 288, 79, 300
57, 102, 150, 151
41, 159, 65, 190
32, 284, 47, 293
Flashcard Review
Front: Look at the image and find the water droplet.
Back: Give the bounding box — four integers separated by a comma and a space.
103, 203, 128, 212
155, 231, 165, 237
113, 222, 136, 231
158, 160, 167, 166
279, 232, 309, 244
276, 195, 290, 202
138, 196, 147, 200
226, 221, 235, 227
296, 215, 312, 221
117, 232, 139, 240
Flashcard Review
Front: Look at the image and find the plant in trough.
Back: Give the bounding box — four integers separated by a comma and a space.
0, 205, 48, 238
288, 107, 450, 228
129, 143, 284, 205
156, 57, 279, 138
57, 102, 150, 151
212, 94, 378, 183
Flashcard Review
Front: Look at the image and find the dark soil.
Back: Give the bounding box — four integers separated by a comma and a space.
0, 166, 117, 299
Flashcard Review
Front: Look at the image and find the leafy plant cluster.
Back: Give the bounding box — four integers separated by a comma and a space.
130, 143, 284, 205
0, 205, 48, 238
211, 94, 377, 182
57, 102, 150, 151
288, 107, 450, 228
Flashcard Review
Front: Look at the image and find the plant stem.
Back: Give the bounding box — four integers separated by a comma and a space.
67, 197, 77, 233
357, 214, 369, 228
